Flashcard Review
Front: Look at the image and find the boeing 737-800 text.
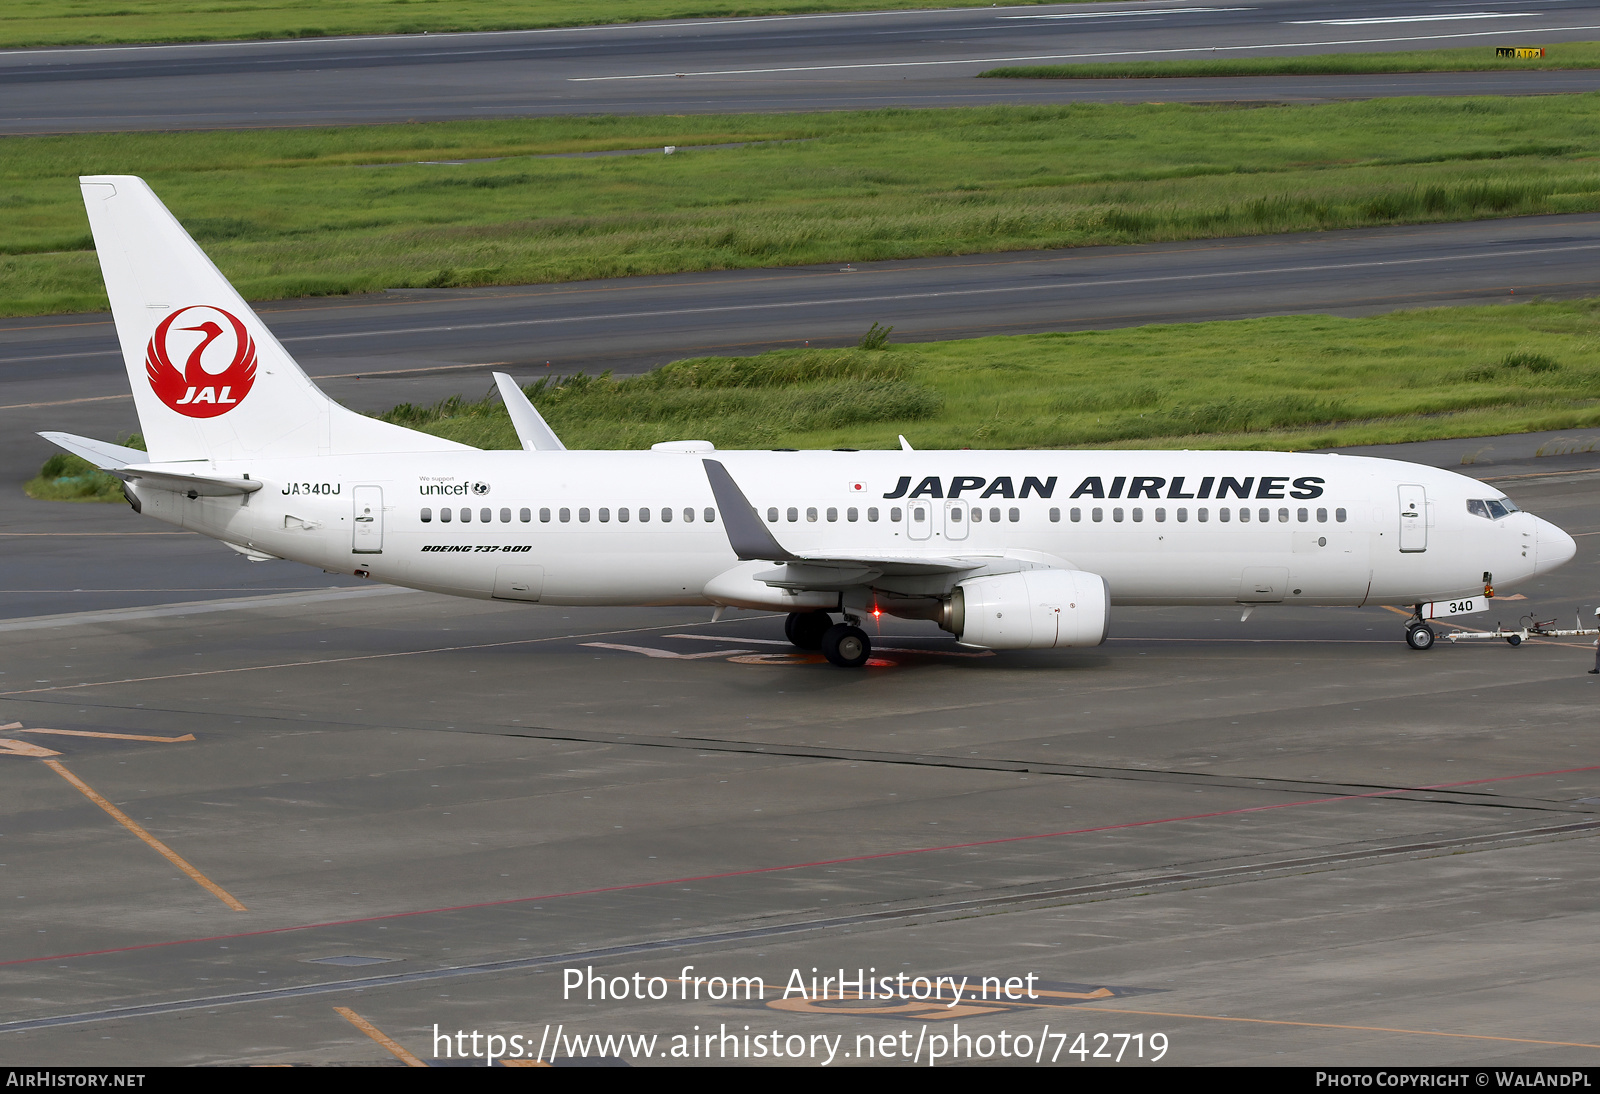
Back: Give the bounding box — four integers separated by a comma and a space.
41, 177, 1578, 666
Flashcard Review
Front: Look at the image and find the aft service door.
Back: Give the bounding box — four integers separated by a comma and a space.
1398, 484, 1427, 553
352, 486, 384, 554
944, 501, 969, 541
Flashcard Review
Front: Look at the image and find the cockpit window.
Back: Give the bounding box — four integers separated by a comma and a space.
1468, 498, 1519, 520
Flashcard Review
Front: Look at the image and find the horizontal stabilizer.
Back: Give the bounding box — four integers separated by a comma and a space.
38, 431, 147, 470
493, 372, 567, 452
117, 464, 263, 497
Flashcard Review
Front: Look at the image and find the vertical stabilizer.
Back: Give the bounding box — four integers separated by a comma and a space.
80, 175, 471, 463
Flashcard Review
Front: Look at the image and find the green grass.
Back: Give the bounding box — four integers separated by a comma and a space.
373, 299, 1600, 454
983, 41, 1600, 80
25, 437, 143, 503
0, 1, 1061, 48
9, 97, 1600, 316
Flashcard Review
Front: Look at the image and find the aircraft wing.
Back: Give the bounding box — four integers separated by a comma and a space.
702, 457, 992, 577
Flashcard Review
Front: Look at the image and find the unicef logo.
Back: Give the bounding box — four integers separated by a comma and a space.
472, 482, 491, 496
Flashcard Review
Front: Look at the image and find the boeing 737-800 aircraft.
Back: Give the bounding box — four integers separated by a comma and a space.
42, 177, 1578, 666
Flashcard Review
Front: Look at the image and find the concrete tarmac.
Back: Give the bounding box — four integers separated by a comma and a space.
7, 0, 1600, 132
2, 356, 1599, 1064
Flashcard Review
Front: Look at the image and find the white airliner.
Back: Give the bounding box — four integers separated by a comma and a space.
43, 176, 1577, 666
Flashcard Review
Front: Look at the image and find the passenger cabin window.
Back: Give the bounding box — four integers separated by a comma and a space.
890, 507, 902, 522
421, 507, 432, 522
705, 508, 716, 523
1317, 508, 1327, 523
1050, 507, 1061, 522
1154, 508, 1165, 522
639, 507, 651, 522
1198, 508, 1208, 522
1220, 508, 1231, 523
540, 508, 551, 523
500, 508, 511, 523
807, 507, 818, 522
827, 507, 838, 522
684, 508, 695, 523
520, 508, 531, 523
461, 508, 472, 522
1335, 508, 1347, 523
480, 508, 491, 523
579, 508, 590, 523
1070, 508, 1082, 523
661, 508, 673, 522
787, 507, 798, 523
768, 507, 779, 523
989, 508, 1001, 523
847, 507, 859, 522
618, 507, 629, 522
868, 508, 879, 522
598, 508, 610, 523
971, 508, 982, 523
1278, 508, 1288, 523
1297, 508, 1308, 522
1092, 508, 1103, 523
440, 508, 452, 523
560, 508, 571, 523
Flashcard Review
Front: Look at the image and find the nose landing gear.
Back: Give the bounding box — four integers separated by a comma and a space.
1404, 605, 1435, 650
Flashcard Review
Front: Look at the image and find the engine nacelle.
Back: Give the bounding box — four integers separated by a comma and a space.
943, 569, 1109, 649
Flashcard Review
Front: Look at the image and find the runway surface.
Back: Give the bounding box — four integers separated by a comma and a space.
0, 426, 1597, 1065
4, 284, 1600, 1062
7, 0, 1600, 132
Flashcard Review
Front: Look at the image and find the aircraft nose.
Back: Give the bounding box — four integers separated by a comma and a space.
1537, 518, 1577, 573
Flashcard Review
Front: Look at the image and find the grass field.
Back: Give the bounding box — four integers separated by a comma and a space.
41, 300, 1600, 500
0, 0, 1043, 48
9, 97, 1600, 316
983, 41, 1600, 79
376, 299, 1600, 454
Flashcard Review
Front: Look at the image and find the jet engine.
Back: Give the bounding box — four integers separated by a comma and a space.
941, 569, 1109, 649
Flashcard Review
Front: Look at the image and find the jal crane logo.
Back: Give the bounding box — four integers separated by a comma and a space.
145, 305, 257, 418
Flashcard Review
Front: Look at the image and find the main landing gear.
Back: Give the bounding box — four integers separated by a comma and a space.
785, 611, 872, 667
1404, 604, 1435, 651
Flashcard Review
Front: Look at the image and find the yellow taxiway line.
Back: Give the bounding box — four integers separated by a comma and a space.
335, 1008, 428, 1067
41, 758, 246, 912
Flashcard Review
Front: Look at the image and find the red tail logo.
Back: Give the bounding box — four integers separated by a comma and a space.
146, 306, 257, 418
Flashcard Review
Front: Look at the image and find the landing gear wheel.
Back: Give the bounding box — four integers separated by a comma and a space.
1506, 634, 1522, 647
821, 623, 871, 667
1405, 623, 1435, 651
784, 611, 833, 650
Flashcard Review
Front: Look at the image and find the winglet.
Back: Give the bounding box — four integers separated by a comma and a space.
899, 435, 914, 452
702, 459, 798, 562
493, 373, 567, 451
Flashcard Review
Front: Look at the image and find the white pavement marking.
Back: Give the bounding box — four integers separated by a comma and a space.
0, 585, 409, 633
1289, 13, 1538, 26
581, 641, 755, 659
572, 24, 1600, 78
665, 633, 998, 657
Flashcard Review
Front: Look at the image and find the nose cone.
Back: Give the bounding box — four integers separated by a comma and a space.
1537, 517, 1577, 573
